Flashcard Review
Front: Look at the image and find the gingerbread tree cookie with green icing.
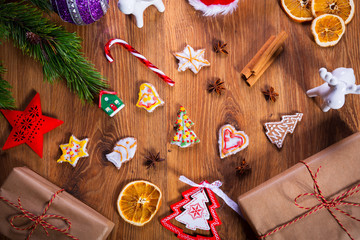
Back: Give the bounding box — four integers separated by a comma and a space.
171, 106, 200, 148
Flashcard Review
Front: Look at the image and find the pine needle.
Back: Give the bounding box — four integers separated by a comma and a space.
28, 0, 53, 12
0, 1, 108, 103
0, 63, 15, 109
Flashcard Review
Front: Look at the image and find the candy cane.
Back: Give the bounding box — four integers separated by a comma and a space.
104, 39, 175, 86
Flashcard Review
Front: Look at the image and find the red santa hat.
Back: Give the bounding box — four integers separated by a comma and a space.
188, 0, 239, 16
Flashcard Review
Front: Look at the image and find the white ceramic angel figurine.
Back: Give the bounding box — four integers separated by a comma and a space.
307, 67, 359, 112
117, 0, 165, 28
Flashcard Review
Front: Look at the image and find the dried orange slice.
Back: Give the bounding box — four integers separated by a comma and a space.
281, 0, 314, 22
311, 14, 346, 47
312, 0, 355, 24
117, 180, 162, 226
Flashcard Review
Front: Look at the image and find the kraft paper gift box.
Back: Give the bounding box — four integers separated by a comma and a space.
0, 167, 114, 240
238, 133, 360, 240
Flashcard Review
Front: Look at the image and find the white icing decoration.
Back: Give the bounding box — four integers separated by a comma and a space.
136, 83, 164, 113
174, 45, 210, 74
218, 124, 249, 159
106, 137, 137, 169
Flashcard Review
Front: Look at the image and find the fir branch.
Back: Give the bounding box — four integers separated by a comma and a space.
0, 63, 15, 109
0, 1, 108, 102
27, 0, 53, 12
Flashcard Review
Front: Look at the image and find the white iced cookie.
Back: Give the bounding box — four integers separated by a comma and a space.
218, 124, 249, 159
174, 45, 210, 74
136, 83, 164, 112
117, 0, 165, 28
171, 106, 200, 148
106, 137, 137, 169
57, 135, 89, 167
264, 113, 303, 149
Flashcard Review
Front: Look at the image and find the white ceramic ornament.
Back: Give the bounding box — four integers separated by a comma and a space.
307, 67, 360, 112
106, 137, 137, 169
117, 0, 165, 28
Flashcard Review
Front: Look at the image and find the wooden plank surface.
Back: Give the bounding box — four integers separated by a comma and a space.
1, 0, 360, 239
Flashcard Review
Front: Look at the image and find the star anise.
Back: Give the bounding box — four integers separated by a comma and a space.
144, 151, 165, 169
208, 79, 225, 95
214, 41, 228, 55
262, 87, 279, 102
235, 159, 251, 176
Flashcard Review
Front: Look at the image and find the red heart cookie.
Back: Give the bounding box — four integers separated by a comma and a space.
218, 124, 249, 159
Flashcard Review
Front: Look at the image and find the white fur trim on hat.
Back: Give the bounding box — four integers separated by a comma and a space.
188, 0, 239, 16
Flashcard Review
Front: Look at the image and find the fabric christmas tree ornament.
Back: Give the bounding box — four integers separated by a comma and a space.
175, 189, 212, 231
161, 181, 222, 239
161, 176, 243, 239
188, 0, 239, 16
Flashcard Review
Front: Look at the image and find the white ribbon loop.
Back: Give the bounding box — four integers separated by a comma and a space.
179, 176, 243, 218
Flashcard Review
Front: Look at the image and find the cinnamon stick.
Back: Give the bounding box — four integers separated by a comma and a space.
241, 31, 288, 87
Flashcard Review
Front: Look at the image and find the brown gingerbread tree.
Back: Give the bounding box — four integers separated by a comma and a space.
264, 113, 303, 148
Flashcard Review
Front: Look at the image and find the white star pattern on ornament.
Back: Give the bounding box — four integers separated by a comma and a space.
189, 203, 204, 219
174, 189, 211, 231
174, 45, 210, 74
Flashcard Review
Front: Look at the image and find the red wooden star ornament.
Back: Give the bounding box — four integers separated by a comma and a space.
0, 93, 63, 158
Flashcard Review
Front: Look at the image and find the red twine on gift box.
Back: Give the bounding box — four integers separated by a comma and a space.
259, 161, 360, 240
0, 189, 79, 240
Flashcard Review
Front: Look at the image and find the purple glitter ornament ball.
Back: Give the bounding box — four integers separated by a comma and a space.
51, 0, 109, 25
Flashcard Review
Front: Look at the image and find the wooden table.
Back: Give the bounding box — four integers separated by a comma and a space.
1, 1, 360, 239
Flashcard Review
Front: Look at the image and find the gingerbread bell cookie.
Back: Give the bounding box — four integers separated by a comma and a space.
218, 124, 249, 159
136, 83, 164, 112
264, 113, 303, 148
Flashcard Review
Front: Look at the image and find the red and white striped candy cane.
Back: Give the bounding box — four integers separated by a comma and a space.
104, 38, 175, 86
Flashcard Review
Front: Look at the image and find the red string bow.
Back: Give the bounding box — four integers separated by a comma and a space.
0, 189, 78, 240
260, 161, 360, 240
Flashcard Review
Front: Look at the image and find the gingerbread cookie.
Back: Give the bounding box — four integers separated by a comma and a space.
218, 124, 249, 159
136, 83, 164, 112
264, 113, 303, 148
58, 135, 89, 167
106, 137, 137, 169
171, 106, 200, 148
174, 45, 210, 74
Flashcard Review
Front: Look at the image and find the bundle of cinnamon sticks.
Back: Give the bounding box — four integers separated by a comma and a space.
241, 31, 288, 87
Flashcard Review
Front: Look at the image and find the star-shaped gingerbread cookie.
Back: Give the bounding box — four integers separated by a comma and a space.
57, 135, 89, 167
174, 45, 210, 74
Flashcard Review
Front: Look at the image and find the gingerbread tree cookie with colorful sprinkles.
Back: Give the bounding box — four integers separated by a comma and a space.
171, 106, 200, 148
